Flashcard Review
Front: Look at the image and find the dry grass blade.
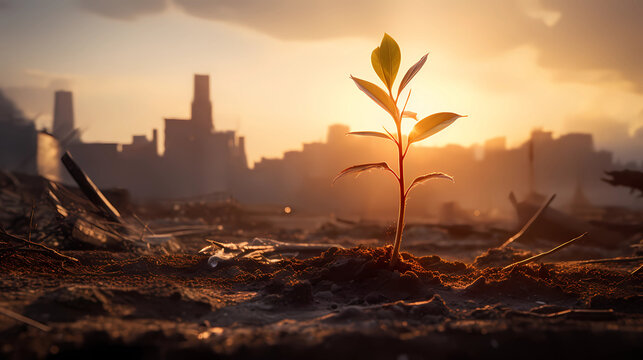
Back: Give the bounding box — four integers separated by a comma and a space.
499, 194, 556, 249
502, 232, 587, 270
569, 256, 643, 265
0, 307, 51, 332
133, 214, 155, 235
0, 230, 78, 262
27, 201, 35, 242
631, 264, 643, 276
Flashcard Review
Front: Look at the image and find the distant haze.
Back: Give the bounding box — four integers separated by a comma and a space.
1, 0, 642, 164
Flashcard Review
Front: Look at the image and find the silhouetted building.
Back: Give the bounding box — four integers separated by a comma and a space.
239, 124, 642, 219
52, 91, 79, 143
161, 74, 246, 197
191, 74, 213, 132
64, 74, 248, 199
4, 78, 640, 216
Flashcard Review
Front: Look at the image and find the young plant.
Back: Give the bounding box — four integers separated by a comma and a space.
334, 34, 466, 265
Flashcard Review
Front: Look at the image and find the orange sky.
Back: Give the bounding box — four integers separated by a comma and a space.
1, 0, 642, 164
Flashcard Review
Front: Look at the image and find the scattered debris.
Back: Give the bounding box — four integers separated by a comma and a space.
603, 169, 643, 197
200, 238, 342, 266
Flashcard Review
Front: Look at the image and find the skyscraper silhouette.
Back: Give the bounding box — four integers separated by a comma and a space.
53, 91, 75, 141
191, 74, 213, 132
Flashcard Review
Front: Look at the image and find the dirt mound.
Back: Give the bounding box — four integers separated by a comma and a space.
464, 267, 571, 300
473, 246, 533, 268
24, 285, 213, 323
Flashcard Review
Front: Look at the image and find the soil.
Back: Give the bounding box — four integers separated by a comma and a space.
0, 245, 641, 359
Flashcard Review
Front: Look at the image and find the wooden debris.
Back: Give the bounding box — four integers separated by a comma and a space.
603, 169, 643, 197
61, 152, 122, 224
502, 233, 587, 270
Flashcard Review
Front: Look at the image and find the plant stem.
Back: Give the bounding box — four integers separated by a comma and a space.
391, 120, 406, 265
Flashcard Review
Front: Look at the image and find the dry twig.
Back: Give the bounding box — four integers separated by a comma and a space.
631, 264, 643, 276
0, 230, 78, 262
568, 256, 643, 265
0, 307, 51, 332
502, 232, 587, 270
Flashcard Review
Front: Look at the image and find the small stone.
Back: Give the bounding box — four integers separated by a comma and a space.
409, 294, 450, 317
315, 290, 334, 301
364, 292, 388, 305
284, 280, 313, 305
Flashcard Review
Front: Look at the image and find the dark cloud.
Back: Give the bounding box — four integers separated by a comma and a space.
0, 89, 26, 123
172, 0, 643, 92
76, 0, 167, 20
2, 85, 53, 121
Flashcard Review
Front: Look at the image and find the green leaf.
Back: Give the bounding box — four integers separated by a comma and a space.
333, 162, 394, 184
371, 48, 387, 86
398, 53, 428, 96
408, 112, 465, 144
378, 33, 401, 91
347, 131, 395, 142
350, 76, 398, 118
402, 111, 417, 120
406, 172, 454, 195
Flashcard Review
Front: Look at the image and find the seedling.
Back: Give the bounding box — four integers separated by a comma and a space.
334, 34, 466, 265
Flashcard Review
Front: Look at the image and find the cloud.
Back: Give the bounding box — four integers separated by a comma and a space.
171, 0, 536, 50
171, 0, 643, 92
534, 0, 643, 92
76, 0, 167, 21
73, 0, 641, 92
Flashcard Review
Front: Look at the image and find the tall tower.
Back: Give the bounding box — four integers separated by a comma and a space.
53, 91, 75, 140
191, 74, 213, 132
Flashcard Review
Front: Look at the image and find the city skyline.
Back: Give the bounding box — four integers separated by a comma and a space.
4, 76, 639, 216
5, 76, 643, 169
1, 1, 643, 163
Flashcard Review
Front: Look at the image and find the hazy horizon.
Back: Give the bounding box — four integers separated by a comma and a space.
1, 0, 642, 163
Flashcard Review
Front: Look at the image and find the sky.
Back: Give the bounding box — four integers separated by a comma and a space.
1, 0, 642, 164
